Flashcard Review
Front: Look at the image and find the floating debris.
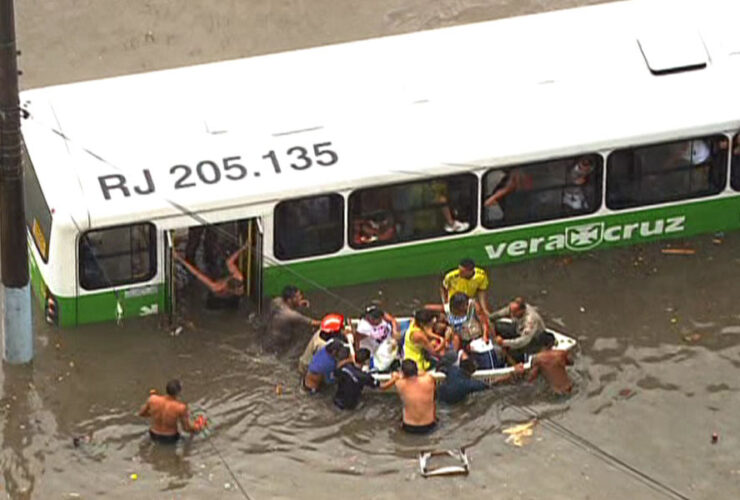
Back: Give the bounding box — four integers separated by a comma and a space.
683, 333, 702, 343
503, 420, 537, 447
419, 449, 470, 477
130, 473, 138, 481
275, 384, 283, 396
661, 248, 695, 255
712, 432, 718, 444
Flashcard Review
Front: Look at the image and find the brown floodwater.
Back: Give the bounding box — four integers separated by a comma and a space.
3, 1, 739, 499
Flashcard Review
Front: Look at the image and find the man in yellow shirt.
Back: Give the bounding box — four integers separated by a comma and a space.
440, 258, 492, 321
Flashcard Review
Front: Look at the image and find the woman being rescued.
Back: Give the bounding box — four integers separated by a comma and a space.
404, 309, 447, 372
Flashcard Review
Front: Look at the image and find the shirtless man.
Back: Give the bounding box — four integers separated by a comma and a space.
528, 333, 573, 395
385, 359, 437, 434
138, 379, 203, 443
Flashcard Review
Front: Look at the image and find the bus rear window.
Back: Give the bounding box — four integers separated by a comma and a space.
274, 194, 344, 260
22, 144, 52, 262
732, 133, 740, 191
79, 223, 156, 290
607, 135, 728, 209
349, 174, 477, 249
481, 155, 602, 229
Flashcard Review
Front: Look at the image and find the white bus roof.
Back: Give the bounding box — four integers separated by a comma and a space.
20, 0, 740, 230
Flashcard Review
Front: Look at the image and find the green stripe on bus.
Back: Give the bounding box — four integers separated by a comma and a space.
264, 196, 740, 294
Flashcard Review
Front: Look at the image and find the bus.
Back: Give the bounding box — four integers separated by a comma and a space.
20, 0, 740, 326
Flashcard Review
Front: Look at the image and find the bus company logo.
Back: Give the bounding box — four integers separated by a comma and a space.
484, 215, 686, 260
565, 222, 604, 251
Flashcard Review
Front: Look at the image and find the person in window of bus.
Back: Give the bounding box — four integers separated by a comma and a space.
483, 168, 530, 210
173, 243, 248, 309
489, 296, 546, 362
352, 210, 397, 246
441, 258, 492, 324
562, 157, 595, 211
428, 180, 470, 233
266, 285, 321, 353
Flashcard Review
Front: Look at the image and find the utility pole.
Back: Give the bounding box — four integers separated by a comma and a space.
0, 0, 33, 363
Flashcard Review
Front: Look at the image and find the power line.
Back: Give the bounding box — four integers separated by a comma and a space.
509, 403, 691, 500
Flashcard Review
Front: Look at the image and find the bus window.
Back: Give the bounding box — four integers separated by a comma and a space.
481, 154, 602, 229
732, 133, 740, 191
274, 194, 344, 260
79, 223, 156, 290
22, 143, 52, 262
348, 174, 477, 249
606, 135, 727, 209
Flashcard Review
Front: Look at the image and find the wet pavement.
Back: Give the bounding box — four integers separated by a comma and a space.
3, 0, 739, 498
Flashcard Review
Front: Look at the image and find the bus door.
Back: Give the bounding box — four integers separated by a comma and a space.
240, 218, 263, 313
164, 229, 176, 326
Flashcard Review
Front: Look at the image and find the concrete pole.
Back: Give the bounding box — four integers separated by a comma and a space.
0, 0, 33, 363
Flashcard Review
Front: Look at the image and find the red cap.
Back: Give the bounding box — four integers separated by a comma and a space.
321, 313, 345, 333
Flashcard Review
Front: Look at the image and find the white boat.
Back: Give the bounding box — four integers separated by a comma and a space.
357, 317, 577, 384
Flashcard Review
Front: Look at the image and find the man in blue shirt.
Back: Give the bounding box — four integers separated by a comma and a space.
303, 340, 343, 393
437, 358, 488, 405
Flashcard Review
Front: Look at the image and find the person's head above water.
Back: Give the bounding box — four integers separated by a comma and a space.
401, 359, 418, 378
460, 358, 477, 376
414, 309, 437, 329
166, 379, 182, 397
541, 332, 556, 350
282, 285, 307, 308
364, 305, 384, 325
355, 348, 371, 365
458, 258, 476, 278
320, 313, 345, 334
333, 344, 351, 362
509, 297, 527, 318
450, 292, 469, 315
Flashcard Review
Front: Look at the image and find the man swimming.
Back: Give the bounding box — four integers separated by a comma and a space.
138, 379, 203, 443
528, 332, 574, 395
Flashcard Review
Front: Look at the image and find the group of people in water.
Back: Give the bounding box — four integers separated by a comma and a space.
138, 257, 574, 441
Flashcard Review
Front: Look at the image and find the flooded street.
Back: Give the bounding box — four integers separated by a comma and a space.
3, 0, 739, 498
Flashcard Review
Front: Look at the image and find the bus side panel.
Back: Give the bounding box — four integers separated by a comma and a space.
263, 195, 740, 295
75, 286, 165, 325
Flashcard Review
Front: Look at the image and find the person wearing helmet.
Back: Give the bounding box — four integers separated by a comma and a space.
298, 313, 349, 374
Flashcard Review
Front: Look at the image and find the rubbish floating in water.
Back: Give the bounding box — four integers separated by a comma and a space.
275, 384, 283, 396
418, 449, 470, 477
502, 420, 537, 447
712, 238, 723, 245
618, 388, 633, 398
661, 248, 695, 255
712, 432, 718, 444
670, 317, 678, 324
170, 326, 183, 337
130, 473, 138, 481
579, 307, 586, 313
683, 333, 702, 343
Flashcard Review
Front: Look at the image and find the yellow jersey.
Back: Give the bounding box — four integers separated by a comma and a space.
403, 321, 431, 372
442, 267, 489, 300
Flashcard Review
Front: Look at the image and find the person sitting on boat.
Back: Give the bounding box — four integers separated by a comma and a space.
356, 305, 400, 358
303, 340, 344, 393
404, 309, 446, 372
447, 292, 490, 351
173, 242, 249, 308
298, 313, 349, 374
441, 258, 493, 327
489, 296, 546, 362
528, 332, 573, 395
